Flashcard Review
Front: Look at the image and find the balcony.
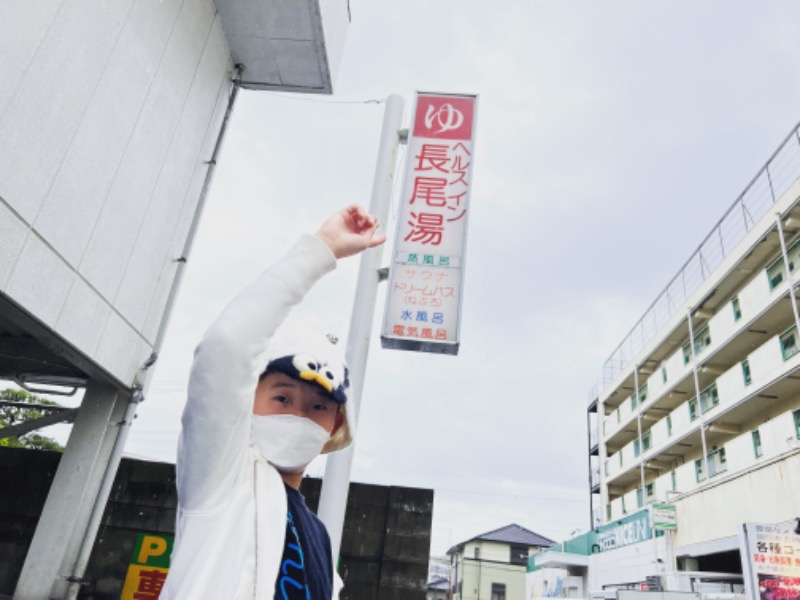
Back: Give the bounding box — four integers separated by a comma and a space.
596, 123, 800, 398
604, 326, 800, 491
591, 467, 600, 493
602, 245, 800, 453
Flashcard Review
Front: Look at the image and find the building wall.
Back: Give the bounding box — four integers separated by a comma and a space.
586, 537, 670, 592
673, 451, 800, 550
526, 568, 584, 599
454, 541, 529, 600
0, 0, 233, 386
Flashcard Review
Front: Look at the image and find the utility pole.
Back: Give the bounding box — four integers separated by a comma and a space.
317, 94, 406, 559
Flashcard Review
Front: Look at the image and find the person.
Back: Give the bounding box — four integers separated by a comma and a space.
160, 205, 386, 599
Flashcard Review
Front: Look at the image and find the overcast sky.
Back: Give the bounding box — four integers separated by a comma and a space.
22, 1, 800, 556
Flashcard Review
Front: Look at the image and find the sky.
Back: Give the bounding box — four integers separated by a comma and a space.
17, 0, 800, 557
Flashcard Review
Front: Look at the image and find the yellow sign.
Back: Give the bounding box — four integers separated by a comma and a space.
120, 534, 173, 599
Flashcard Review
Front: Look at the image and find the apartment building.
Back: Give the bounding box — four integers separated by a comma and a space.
587, 123, 800, 580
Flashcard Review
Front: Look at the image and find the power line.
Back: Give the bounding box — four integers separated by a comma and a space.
433, 487, 586, 504
263, 92, 386, 105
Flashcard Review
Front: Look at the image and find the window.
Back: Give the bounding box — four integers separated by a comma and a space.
666, 414, 673, 436
638, 383, 648, 404
646, 482, 655, 499
767, 240, 800, 290
491, 583, 506, 600
671, 470, 677, 491
474, 547, 480, 559
690, 385, 719, 420
693, 326, 711, 355
616, 408, 621, 423
732, 296, 742, 321
752, 430, 763, 458
682, 343, 692, 365
621, 495, 626, 513
619, 452, 623, 467
509, 545, 528, 566
631, 393, 637, 410
606, 503, 612, 521
695, 458, 705, 482
708, 447, 727, 477
689, 397, 698, 421
604, 459, 609, 476
794, 409, 800, 438
742, 359, 752, 386
661, 366, 668, 384
634, 438, 641, 457
683, 326, 712, 364
699, 383, 719, 413
781, 326, 798, 360
696, 448, 728, 481
636, 487, 643, 508
642, 430, 652, 451
768, 259, 786, 289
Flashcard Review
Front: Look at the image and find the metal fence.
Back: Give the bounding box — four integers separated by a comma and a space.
591, 122, 800, 404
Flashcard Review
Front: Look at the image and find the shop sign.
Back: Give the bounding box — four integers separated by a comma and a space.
593, 508, 653, 553
739, 521, 800, 598
120, 533, 173, 599
381, 92, 478, 355
651, 503, 677, 530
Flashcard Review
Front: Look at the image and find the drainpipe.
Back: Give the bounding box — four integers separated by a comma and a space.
775, 214, 800, 334
64, 64, 243, 600
587, 407, 594, 528
635, 365, 645, 504
686, 309, 710, 482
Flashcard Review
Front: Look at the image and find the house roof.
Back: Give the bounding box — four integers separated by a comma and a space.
427, 576, 449, 591
447, 523, 555, 555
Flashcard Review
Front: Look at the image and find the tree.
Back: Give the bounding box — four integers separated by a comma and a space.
0, 388, 65, 451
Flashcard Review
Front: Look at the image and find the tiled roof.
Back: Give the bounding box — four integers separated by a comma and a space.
447, 523, 555, 554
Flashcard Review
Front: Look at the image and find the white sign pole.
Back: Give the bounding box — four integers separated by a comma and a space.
318, 94, 406, 560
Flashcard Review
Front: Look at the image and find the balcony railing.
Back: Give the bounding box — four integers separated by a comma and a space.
595, 122, 800, 398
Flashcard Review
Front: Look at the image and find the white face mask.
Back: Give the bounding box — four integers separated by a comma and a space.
251, 414, 331, 473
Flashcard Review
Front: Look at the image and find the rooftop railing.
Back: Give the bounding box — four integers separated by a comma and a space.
592, 122, 800, 403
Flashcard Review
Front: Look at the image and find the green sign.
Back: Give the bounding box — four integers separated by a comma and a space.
651, 504, 677, 530
131, 533, 174, 568
594, 509, 653, 552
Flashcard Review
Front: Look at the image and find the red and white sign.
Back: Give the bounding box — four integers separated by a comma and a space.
740, 521, 800, 599
382, 92, 478, 355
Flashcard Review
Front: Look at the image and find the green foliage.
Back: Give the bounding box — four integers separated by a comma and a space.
0, 388, 65, 452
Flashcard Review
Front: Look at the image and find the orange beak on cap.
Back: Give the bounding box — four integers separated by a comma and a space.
299, 370, 334, 392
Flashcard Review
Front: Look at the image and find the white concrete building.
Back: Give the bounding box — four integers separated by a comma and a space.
585, 123, 800, 589
0, 1, 349, 597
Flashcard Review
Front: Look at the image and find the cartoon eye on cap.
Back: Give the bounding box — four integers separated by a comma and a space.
292, 353, 340, 393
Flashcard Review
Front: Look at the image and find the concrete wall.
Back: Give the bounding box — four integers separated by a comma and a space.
526, 568, 585, 599
586, 536, 670, 592
0, 0, 233, 386
0, 447, 433, 599
673, 451, 800, 550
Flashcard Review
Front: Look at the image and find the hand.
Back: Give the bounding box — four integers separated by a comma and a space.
314, 205, 387, 259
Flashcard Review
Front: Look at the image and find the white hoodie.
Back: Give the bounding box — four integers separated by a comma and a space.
161, 234, 344, 599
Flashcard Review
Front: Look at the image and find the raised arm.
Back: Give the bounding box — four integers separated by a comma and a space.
176, 206, 384, 511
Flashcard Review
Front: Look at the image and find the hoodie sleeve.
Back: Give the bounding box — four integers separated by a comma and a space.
176, 234, 337, 511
